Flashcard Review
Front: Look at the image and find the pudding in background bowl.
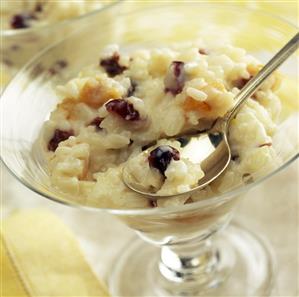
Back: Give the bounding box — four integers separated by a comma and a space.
0, 0, 122, 87
1, 0, 116, 30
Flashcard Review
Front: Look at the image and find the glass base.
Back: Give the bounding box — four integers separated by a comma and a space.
108, 222, 275, 296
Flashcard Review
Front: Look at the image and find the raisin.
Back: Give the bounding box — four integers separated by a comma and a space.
164, 61, 185, 95
148, 145, 180, 175
105, 99, 140, 121
127, 80, 137, 97
10, 13, 34, 29
100, 53, 127, 77
48, 129, 73, 152
88, 117, 103, 131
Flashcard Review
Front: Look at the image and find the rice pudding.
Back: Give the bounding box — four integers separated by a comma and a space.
41, 40, 282, 209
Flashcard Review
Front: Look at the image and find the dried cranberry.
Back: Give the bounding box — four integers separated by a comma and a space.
3, 59, 13, 66
88, 117, 103, 131
31, 63, 44, 78
148, 145, 180, 175
48, 129, 74, 152
11, 45, 20, 51
242, 173, 253, 184
10, 13, 34, 29
164, 61, 186, 95
100, 53, 127, 77
57, 60, 68, 68
48, 60, 68, 75
127, 80, 137, 97
184, 197, 193, 204
149, 200, 157, 207
105, 99, 140, 121
231, 155, 240, 161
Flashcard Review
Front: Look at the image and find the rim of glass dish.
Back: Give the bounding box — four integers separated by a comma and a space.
1, 3, 299, 216
0, 0, 123, 37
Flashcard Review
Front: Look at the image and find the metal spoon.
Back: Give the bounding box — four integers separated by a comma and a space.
123, 32, 299, 197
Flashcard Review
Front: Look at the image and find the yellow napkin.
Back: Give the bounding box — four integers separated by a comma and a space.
1, 209, 110, 297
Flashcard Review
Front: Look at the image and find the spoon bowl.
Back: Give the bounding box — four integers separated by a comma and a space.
123, 125, 231, 197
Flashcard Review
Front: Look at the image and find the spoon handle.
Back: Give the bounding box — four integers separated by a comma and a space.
227, 32, 299, 121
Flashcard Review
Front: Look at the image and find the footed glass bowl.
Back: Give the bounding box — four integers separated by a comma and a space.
1, 3, 298, 296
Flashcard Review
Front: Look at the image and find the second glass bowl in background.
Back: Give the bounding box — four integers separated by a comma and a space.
0, 0, 122, 87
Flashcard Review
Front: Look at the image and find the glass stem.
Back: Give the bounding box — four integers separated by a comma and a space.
156, 239, 222, 295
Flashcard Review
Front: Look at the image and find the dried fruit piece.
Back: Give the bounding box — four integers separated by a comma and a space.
149, 200, 158, 208
231, 155, 240, 161
48, 60, 68, 75
10, 13, 35, 29
183, 97, 211, 112
164, 61, 186, 95
57, 98, 76, 120
198, 49, 208, 55
100, 53, 127, 77
148, 145, 180, 175
48, 129, 74, 151
3, 59, 13, 66
105, 99, 140, 121
184, 197, 193, 204
79, 81, 120, 109
242, 173, 253, 184
88, 117, 103, 131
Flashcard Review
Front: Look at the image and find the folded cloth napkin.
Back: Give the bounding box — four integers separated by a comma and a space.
1, 209, 110, 297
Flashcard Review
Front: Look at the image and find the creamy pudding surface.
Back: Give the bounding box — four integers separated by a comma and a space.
41, 40, 283, 209
1, 0, 114, 30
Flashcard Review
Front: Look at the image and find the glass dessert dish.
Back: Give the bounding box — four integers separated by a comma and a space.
0, 0, 122, 87
1, 4, 298, 296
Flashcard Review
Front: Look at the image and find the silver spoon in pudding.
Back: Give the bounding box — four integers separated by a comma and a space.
123, 32, 299, 197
